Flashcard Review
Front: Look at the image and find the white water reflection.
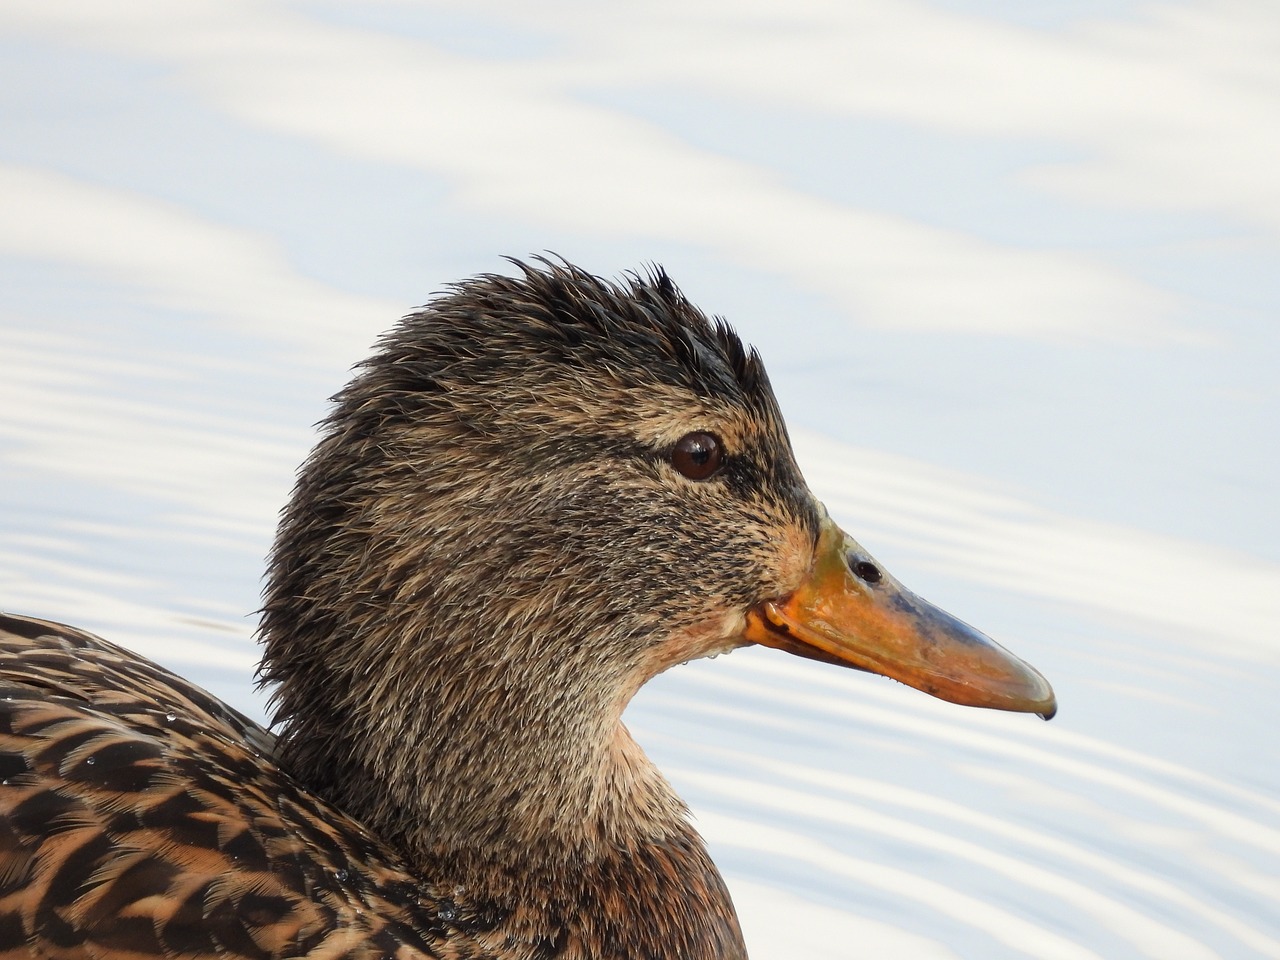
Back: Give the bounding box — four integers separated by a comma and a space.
2, 2, 1277, 957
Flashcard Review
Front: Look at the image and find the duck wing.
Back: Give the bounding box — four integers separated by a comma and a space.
0, 614, 498, 960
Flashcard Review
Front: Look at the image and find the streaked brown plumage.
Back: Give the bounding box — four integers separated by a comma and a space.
0, 259, 1055, 959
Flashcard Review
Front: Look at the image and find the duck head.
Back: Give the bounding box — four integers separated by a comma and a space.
258, 258, 1053, 897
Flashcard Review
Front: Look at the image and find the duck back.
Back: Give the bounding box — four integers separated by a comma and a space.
0, 613, 490, 959
0, 614, 747, 960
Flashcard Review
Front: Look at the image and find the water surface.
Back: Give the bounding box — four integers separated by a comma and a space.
2, 2, 1277, 957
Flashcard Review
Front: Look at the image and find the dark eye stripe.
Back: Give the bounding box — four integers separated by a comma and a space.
544, 432, 816, 541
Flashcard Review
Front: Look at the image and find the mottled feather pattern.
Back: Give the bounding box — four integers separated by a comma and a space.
0, 261, 833, 960
0, 614, 502, 960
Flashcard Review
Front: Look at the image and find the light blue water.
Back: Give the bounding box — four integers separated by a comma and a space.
2, 3, 1277, 957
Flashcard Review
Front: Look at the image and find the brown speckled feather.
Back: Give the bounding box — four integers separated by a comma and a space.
0, 613, 499, 960
0, 262, 801, 959
0, 261, 1045, 960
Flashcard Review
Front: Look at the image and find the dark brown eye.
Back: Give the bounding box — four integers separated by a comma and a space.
670, 431, 724, 481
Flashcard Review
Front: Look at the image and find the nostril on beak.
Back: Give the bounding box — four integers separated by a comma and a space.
847, 553, 882, 584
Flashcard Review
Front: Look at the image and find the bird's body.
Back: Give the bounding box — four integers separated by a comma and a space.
0, 614, 452, 959
0, 614, 737, 958
0, 260, 1054, 959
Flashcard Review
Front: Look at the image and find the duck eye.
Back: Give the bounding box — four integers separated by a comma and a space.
670, 431, 724, 481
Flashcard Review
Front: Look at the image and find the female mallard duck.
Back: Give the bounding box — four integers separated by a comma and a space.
0, 260, 1054, 959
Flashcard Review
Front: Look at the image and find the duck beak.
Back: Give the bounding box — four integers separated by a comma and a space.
744, 510, 1057, 719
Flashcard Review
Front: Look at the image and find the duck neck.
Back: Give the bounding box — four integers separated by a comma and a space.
269, 619, 685, 876
268, 637, 747, 957
270, 624, 747, 957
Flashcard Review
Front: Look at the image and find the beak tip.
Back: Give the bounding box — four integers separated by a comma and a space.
1018, 668, 1057, 721
1026, 666, 1057, 721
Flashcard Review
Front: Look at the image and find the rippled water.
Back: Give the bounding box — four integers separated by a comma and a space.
2, 3, 1278, 957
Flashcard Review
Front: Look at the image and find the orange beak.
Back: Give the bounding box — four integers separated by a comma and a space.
745, 510, 1056, 719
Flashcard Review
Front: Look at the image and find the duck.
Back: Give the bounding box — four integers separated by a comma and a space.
0, 258, 1055, 959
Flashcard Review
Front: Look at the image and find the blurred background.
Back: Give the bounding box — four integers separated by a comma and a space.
2, 2, 1277, 957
